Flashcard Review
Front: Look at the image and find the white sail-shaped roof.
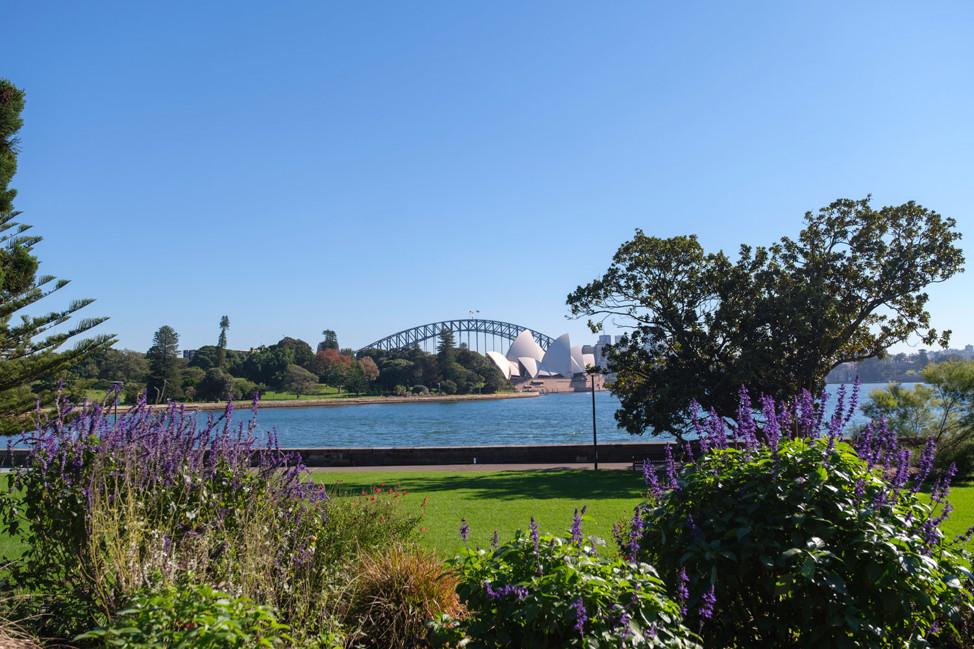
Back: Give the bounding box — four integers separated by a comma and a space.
582, 353, 596, 371
486, 351, 514, 380
518, 356, 541, 379
541, 334, 573, 376
571, 346, 586, 374
507, 329, 545, 364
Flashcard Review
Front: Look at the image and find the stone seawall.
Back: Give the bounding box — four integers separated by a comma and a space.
3, 441, 673, 468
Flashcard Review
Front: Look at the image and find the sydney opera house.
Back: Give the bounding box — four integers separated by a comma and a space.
486, 329, 596, 382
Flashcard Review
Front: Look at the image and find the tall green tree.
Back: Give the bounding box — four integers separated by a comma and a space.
274, 337, 314, 370
318, 329, 338, 352
282, 364, 317, 399
217, 315, 229, 368
567, 197, 964, 438
146, 326, 182, 403
0, 79, 114, 433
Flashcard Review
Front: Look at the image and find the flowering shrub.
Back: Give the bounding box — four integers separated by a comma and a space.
430, 515, 701, 649
0, 391, 413, 642
627, 389, 974, 648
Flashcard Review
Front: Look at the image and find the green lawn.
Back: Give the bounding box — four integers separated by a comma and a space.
314, 470, 974, 559
315, 469, 647, 557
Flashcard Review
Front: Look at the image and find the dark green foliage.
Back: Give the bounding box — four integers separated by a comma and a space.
0, 80, 26, 216
433, 527, 701, 648
217, 315, 230, 369
437, 328, 457, 371
282, 364, 317, 398
0, 79, 114, 433
145, 325, 182, 402
190, 344, 220, 371
233, 377, 259, 400
318, 329, 338, 352
567, 197, 965, 437
75, 579, 297, 648
274, 337, 314, 370
632, 439, 974, 647
242, 346, 293, 387
365, 345, 508, 395
196, 367, 236, 402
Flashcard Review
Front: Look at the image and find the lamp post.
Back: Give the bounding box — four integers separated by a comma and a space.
590, 371, 598, 471
110, 381, 122, 422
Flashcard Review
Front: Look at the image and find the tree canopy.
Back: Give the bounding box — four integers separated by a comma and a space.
0, 79, 114, 432
146, 326, 182, 403
567, 197, 964, 438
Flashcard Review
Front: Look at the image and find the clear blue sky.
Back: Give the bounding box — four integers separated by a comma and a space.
6, 1, 973, 355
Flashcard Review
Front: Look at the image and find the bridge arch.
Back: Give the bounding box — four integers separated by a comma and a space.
357, 319, 555, 355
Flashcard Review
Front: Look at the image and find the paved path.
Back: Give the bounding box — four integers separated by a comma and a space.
311, 462, 634, 472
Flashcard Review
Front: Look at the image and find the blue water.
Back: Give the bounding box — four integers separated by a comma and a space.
230, 391, 632, 448
9, 383, 888, 450
214, 383, 882, 448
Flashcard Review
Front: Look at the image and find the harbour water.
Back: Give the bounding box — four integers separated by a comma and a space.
214, 383, 884, 448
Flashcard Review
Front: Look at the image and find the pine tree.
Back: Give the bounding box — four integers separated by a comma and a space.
146, 325, 181, 403
217, 315, 229, 368
0, 79, 114, 434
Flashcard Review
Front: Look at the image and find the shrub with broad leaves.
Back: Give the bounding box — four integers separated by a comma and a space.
625, 387, 974, 648
74, 577, 315, 648
431, 514, 701, 649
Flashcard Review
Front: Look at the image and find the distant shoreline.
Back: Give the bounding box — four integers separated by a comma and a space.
146, 391, 540, 412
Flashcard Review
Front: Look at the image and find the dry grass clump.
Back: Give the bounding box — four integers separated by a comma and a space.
0, 604, 42, 649
346, 544, 464, 649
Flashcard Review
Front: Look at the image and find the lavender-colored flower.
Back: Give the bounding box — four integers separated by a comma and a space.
459, 518, 470, 542
699, 585, 716, 620
492, 528, 499, 549
485, 580, 528, 601
573, 597, 588, 636
570, 506, 586, 547
644, 461, 663, 499
665, 444, 679, 490
676, 567, 689, 615
628, 505, 644, 559
529, 516, 540, 554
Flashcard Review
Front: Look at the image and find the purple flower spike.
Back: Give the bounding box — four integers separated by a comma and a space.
529, 516, 540, 554
459, 518, 470, 542
699, 585, 716, 620
665, 444, 680, 490
677, 567, 689, 615
570, 507, 584, 547
573, 597, 588, 636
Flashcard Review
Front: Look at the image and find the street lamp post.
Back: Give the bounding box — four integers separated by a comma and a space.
591, 372, 598, 471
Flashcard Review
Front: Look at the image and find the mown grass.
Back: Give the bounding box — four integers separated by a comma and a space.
316, 470, 974, 559
316, 469, 647, 557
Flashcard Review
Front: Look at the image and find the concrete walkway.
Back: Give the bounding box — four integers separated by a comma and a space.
311, 461, 635, 472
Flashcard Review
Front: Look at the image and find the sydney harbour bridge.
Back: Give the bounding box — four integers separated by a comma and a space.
357, 318, 555, 355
